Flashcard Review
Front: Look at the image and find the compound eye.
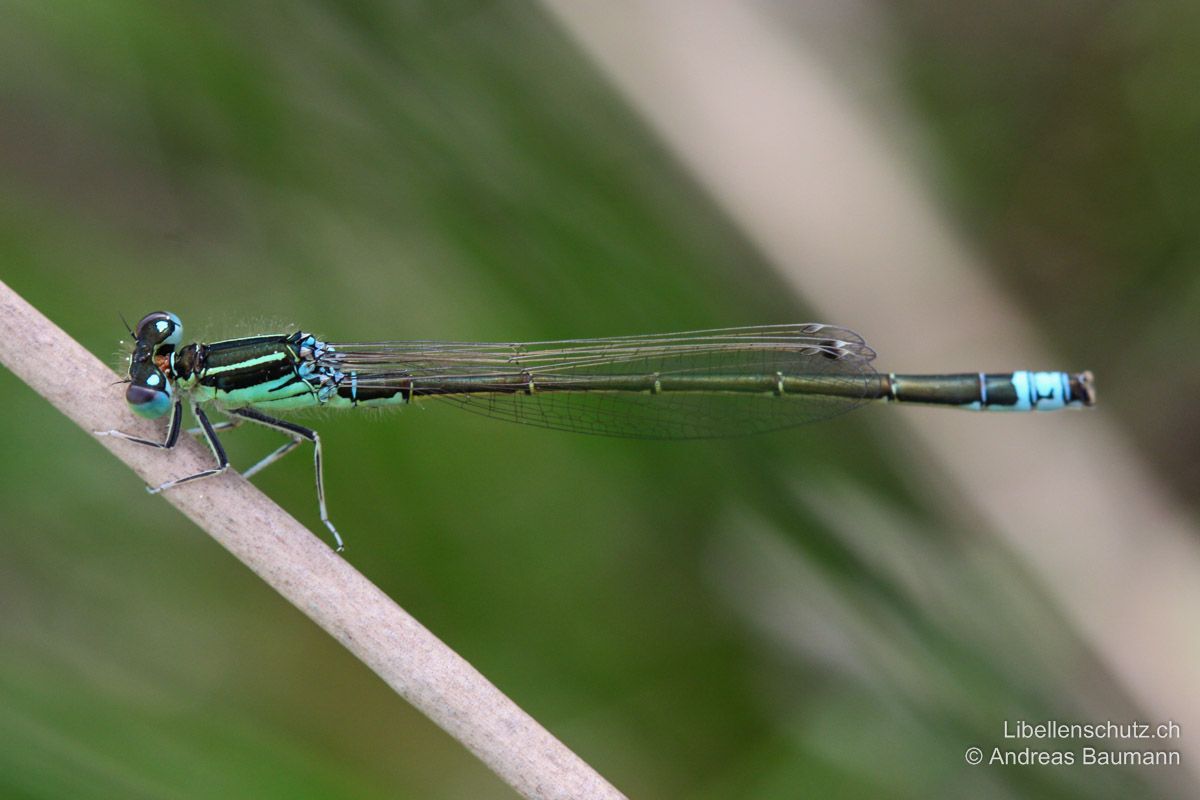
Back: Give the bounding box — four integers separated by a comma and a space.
134, 311, 183, 348
126, 369, 173, 419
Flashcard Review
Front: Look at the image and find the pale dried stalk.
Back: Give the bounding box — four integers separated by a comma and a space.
0, 280, 626, 800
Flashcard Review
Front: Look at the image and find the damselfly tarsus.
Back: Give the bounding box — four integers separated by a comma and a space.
98, 312, 1095, 551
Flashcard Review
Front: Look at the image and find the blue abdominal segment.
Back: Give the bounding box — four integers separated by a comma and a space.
887, 371, 1093, 411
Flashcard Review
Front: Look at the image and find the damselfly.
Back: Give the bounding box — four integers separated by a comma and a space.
98, 312, 1095, 551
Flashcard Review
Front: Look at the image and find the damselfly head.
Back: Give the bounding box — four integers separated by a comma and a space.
121, 311, 182, 419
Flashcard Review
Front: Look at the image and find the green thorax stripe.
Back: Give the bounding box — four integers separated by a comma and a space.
197, 335, 298, 392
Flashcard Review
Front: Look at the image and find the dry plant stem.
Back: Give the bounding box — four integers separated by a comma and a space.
0, 280, 626, 800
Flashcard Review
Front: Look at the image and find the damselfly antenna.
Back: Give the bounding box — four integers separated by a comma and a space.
118, 311, 135, 339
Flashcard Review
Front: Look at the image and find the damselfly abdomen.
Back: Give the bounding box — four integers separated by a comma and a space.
99, 312, 1095, 551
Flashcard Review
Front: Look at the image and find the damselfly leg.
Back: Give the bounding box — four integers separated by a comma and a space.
225, 407, 343, 552
101, 403, 342, 551
145, 403, 230, 492
187, 419, 243, 435
96, 399, 184, 450
187, 414, 301, 479
98, 401, 230, 491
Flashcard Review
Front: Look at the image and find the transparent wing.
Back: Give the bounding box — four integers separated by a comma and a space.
328, 324, 880, 439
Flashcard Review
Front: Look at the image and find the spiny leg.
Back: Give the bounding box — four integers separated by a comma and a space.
186, 414, 304, 479
228, 407, 344, 552
146, 403, 230, 493
187, 418, 242, 436
241, 438, 302, 480
96, 398, 184, 449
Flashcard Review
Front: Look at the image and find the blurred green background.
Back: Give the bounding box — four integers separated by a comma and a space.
1, 1, 1197, 798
